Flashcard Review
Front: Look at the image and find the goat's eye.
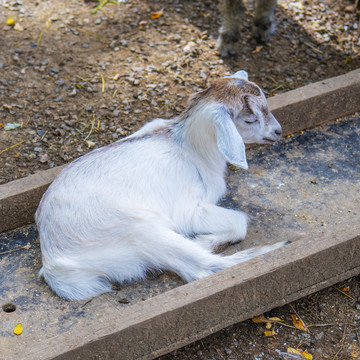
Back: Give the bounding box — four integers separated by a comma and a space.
244, 116, 258, 124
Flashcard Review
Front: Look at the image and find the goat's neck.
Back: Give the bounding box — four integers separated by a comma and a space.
174, 105, 227, 176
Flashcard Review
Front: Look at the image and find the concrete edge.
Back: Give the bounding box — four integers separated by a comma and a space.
1, 68, 360, 232
21, 217, 359, 359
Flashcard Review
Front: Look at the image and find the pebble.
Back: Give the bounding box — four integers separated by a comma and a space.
33, 147, 42, 152
68, 88, 77, 97
113, 109, 120, 117
39, 153, 49, 163
95, 18, 101, 25
54, 96, 63, 102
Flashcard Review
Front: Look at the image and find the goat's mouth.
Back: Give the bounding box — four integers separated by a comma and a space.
262, 137, 277, 144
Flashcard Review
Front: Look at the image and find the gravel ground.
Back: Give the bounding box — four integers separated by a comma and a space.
0, 0, 360, 359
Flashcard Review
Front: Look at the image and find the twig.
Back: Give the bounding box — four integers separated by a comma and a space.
0, 139, 30, 156
68, 25, 108, 43
333, 286, 355, 301
304, 41, 323, 54
84, 114, 96, 141
307, 323, 337, 328
101, 74, 105, 93
332, 323, 346, 359
81, 297, 94, 308
0, 244, 31, 256
37, 19, 52, 48
213, 346, 226, 360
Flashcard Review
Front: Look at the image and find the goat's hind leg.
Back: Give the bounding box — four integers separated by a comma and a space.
188, 203, 248, 252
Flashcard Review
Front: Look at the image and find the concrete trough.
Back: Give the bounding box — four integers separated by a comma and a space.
1, 70, 360, 359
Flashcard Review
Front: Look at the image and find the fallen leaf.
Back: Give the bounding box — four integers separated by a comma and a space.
7, 16, 15, 26
14, 323, 23, 335
265, 322, 272, 329
342, 286, 349, 292
287, 347, 313, 359
291, 314, 309, 332
85, 140, 96, 148
287, 347, 302, 356
268, 317, 283, 322
14, 23, 24, 31
139, 20, 148, 29
252, 315, 268, 323
252, 45, 263, 54
264, 330, 276, 337
252, 315, 282, 323
298, 350, 313, 359
151, 9, 164, 19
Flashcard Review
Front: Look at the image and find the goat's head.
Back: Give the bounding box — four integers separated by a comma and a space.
186, 70, 282, 170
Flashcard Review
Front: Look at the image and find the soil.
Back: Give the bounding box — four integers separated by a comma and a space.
0, 0, 359, 359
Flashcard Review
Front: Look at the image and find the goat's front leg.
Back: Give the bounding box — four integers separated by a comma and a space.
189, 203, 248, 252
217, 0, 245, 57
252, 0, 277, 43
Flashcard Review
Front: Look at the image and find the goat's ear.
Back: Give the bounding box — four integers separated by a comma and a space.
226, 70, 248, 81
213, 108, 248, 170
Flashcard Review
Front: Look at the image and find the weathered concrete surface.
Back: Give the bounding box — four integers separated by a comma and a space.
1, 115, 359, 360
1, 69, 360, 233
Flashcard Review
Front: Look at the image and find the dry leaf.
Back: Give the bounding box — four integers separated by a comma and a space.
287, 347, 302, 356
265, 322, 272, 329
252, 45, 263, 54
291, 314, 309, 332
151, 9, 164, 19
7, 16, 15, 26
252, 315, 282, 323
252, 315, 268, 323
264, 330, 276, 337
298, 350, 313, 359
342, 286, 349, 292
268, 317, 282, 322
139, 20, 148, 29
287, 347, 313, 359
14, 23, 24, 31
14, 323, 23, 335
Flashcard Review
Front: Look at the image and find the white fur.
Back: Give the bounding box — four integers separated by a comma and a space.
36, 72, 284, 300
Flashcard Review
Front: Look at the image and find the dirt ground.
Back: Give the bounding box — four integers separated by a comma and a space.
0, 0, 359, 359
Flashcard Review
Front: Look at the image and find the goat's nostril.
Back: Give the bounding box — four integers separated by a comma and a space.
275, 129, 282, 136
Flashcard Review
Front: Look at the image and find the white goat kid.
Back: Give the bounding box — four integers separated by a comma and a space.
36, 71, 284, 301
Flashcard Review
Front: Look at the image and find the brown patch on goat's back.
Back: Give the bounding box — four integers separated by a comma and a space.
187, 78, 261, 109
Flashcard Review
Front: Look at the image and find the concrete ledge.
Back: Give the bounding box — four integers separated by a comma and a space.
268, 68, 360, 135
23, 219, 359, 359
1, 69, 360, 233
0, 166, 65, 233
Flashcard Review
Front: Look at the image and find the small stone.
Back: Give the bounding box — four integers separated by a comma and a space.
68, 88, 77, 97
39, 153, 49, 163
85, 105, 92, 112
54, 96, 63, 102
33, 147, 43, 152
113, 109, 120, 117
95, 18, 101, 25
